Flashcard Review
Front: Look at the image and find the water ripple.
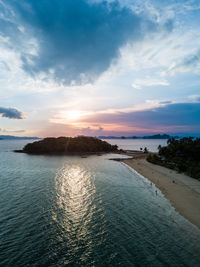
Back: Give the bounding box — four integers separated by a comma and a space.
1, 141, 200, 266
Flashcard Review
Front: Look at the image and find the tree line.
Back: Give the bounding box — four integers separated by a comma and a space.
147, 137, 200, 180
22, 136, 118, 154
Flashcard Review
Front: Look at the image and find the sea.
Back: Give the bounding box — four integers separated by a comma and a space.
104, 138, 168, 152
0, 140, 200, 266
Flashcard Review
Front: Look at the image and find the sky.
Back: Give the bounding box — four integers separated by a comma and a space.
0, 0, 200, 137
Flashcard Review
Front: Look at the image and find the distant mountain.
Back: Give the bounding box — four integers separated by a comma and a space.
98, 136, 138, 139
0, 134, 179, 140
143, 134, 174, 139
99, 134, 178, 140
0, 135, 40, 140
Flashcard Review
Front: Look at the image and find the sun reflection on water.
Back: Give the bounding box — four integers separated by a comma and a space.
52, 163, 101, 259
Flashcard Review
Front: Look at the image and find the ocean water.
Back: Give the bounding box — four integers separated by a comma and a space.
0, 140, 200, 267
104, 139, 168, 152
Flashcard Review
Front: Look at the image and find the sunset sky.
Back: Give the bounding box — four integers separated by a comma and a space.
0, 0, 200, 137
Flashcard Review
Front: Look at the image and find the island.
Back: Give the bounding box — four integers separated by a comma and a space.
15, 136, 118, 155
99, 134, 178, 139
0, 135, 39, 140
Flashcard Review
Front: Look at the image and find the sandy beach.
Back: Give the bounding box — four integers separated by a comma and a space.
120, 153, 200, 229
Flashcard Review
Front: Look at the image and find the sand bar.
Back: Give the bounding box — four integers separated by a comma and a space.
120, 153, 200, 229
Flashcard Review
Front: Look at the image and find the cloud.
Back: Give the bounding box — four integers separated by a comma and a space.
80, 125, 104, 136
167, 50, 200, 75
0, 128, 25, 133
3, 0, 172, 85
77, 102, 200, 132
188, 95, 200, 102
0, 107, 24, 119
132, 77, 169, 90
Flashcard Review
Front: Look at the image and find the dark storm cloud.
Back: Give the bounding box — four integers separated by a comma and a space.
4, 0, 171, 84
0, 107, 24, 119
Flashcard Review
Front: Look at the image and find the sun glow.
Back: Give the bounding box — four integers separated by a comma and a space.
49, 109, 93, 125
66, 110, 82, 121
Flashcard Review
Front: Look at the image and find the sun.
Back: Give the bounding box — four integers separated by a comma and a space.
67, 110, 82, 121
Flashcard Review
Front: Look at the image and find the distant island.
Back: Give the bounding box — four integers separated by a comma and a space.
1, 134, 180, 141
99, 134, 178, 140
15, 136, 118, 155
0, 135, 40, 140
147, 137, 200, 180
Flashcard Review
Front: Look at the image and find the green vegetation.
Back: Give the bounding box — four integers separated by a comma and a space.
18, 136, 118, 155
147, 137, 200, 180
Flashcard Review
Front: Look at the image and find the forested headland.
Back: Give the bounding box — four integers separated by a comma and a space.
147, 137, 200, 180
15, 136, 118, 155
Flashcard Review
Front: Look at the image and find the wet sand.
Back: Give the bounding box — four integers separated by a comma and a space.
120, 153, 200, 229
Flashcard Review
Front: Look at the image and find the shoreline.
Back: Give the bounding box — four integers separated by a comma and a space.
13, 150, 119, 156
119, 153, 200, 229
